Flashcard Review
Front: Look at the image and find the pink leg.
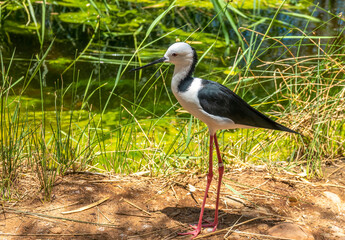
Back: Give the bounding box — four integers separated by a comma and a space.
200, 134, 224, 231
191, 134, 224, 232
179, 134, 215, 238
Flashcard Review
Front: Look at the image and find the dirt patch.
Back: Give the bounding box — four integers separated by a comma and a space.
1, 161, 345, 240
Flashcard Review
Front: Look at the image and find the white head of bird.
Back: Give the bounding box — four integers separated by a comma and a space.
130, 42, 196, 74
131, 42, 197, 95
163, 42, 195, 66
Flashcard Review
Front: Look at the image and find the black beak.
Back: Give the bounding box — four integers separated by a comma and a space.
130, 57, 167, 72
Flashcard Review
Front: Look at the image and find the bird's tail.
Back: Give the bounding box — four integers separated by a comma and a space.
274, 122, 300, 135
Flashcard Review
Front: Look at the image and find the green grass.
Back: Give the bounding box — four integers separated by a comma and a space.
0, 0, 344, 201
0, 51, 31, 198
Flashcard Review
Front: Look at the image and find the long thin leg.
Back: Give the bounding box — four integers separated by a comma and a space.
178, 134, 214, 238
196, 133, 224, 231
212, 134, 224, 230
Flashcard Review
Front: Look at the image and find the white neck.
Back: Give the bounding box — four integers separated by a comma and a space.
171, 63, 192, 95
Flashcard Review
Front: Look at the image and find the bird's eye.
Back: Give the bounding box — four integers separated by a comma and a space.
172, 53, 178, 57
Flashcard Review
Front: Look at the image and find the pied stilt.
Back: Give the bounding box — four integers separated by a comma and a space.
131, 42, 298, 238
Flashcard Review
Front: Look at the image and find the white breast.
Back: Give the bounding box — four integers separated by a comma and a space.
172, 77, 238, 134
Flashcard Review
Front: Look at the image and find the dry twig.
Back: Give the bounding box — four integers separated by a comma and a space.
122, 198, 151, 215
5, 207, 119, 228
61, 196, 110, 215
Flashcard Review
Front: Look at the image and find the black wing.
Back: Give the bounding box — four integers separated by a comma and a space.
198, 79, 298, 134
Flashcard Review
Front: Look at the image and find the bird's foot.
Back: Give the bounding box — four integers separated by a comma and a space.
198, 220, 218, 232
178, 220, 218, 238
178, 227, 201, 239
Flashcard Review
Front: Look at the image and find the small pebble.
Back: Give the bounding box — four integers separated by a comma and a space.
323, 191, 341, 205
142, 224, 152, 230
257, 223, 269, 232
50, 227, 62, 234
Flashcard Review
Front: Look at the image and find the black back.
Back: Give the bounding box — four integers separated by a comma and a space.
198, 79, 298, 134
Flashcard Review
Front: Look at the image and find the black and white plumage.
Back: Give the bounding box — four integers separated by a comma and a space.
131, 42, 298, 238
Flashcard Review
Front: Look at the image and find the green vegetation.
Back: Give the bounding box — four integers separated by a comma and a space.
0, 0, 344, 201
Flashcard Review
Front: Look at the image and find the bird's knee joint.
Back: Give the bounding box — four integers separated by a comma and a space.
218, 162, 224, 171
207, 172, 213, 182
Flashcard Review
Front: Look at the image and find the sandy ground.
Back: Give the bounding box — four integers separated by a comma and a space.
1, 160, 345, 240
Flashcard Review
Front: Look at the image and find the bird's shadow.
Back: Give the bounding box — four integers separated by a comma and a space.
161, 206, 282, 231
